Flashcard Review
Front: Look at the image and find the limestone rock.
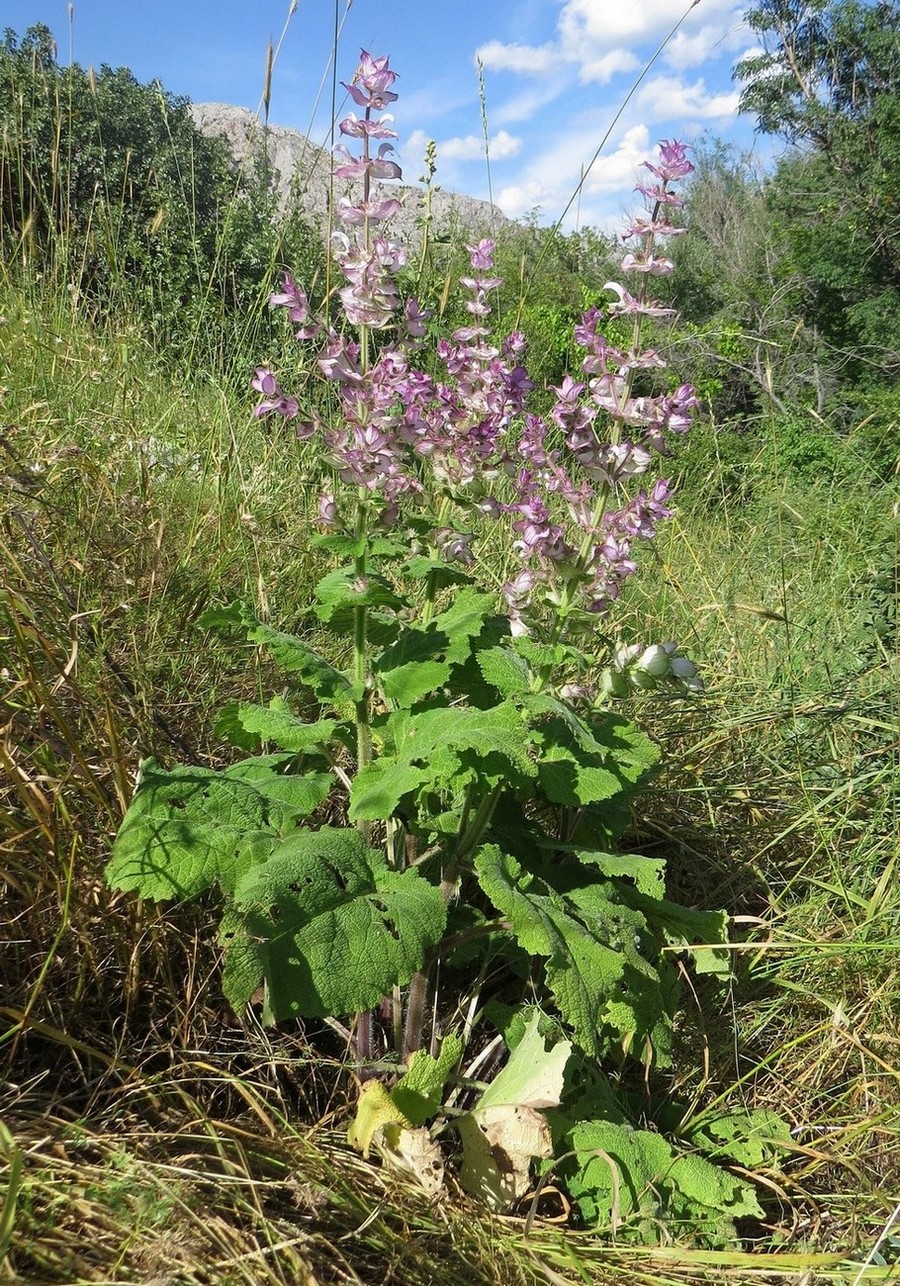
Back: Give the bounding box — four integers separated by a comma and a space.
190, 102, 509, 247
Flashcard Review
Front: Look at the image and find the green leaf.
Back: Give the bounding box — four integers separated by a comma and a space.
476, 646, 531, 697
523, 696, 656, 808
349, 703, 536, 822
106, 759, 285, 901
432, 587, 502, 666
246, 623, 356, 705
221, 827, 447, 1019
686, 1108, 793, 1168
402, 556, 474, 588
391, 1033, 463, 1126
475, 845, 669, 1062
561, 1119, 762, 1243
310, 533, 366, 558
563, 1119, 759, 1241
313, 568, 405, 630
198, 599, 253, 630
229, 697, 340, 752
566, 849, 667, 899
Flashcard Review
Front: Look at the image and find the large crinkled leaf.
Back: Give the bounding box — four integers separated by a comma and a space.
562, 1119, 762, 1244
521, 695, 658, 808
686, 1107, 793, 1168
221, 827, 447, 1019
105, 758, 321, 901
627, 892, 731, 977
350, 702, 536, 822
226, 697, 342, 753
475, 845, 670, 1062
476, 646, 531, 698
458, 1013, 570, 1210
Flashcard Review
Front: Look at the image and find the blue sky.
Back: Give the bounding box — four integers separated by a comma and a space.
5, 0, 766, 231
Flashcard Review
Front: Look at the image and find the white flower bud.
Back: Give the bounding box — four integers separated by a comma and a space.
637, 644, 671, 677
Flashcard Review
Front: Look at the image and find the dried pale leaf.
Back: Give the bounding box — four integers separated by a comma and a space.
379, 1124, 445, 1197
458, 1103, 552, 1210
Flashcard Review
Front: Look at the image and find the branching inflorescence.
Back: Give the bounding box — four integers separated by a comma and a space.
253, 51, 700, 696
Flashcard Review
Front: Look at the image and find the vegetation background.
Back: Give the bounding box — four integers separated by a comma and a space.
1, 2, 898, 1280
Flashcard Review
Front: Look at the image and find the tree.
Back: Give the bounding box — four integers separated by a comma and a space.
735, 0, 900, 382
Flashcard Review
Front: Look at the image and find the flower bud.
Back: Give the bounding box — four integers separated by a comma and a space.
636, 644, 671, 677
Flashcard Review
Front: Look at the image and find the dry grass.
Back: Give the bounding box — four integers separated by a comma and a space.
2, 284, 899, 1284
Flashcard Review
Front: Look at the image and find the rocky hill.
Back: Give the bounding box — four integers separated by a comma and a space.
190, 103, 509, 247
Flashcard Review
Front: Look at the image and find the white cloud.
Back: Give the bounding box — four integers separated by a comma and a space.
578, 49, 642, 85
492, 81, 569, 127
475, 0, 750, 91
496, 121, 653, 230
476, 40, 560, 76
663, 12, 748, 72
428, 129, 522, 163
634, 75, 741, 122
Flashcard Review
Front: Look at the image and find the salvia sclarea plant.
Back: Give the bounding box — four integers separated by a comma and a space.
107, 51, 789, 1239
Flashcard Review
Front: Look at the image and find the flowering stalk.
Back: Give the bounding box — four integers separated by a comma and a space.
252, 52, 702, 1059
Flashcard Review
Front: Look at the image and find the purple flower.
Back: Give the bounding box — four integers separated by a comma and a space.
333, 143, 402, 182
466, 239, 495, 270
337, 196, 402, 227
342, 50, 399, 109
339, 113, 397, 141
603, 281, 675, 318
251, 368, 299, 419
643, 139, 694, 183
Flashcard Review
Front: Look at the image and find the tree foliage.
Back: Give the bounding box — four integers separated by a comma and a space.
735, 0, 900, 381
0, 24, 322, 363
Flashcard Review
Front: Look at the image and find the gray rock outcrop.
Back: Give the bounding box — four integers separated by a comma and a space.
190, 102, 509, 247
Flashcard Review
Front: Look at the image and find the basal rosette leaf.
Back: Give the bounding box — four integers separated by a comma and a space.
474, 845, 672, 1063
105, 757, 329, 901
350, 702, 537, 822
220, 827, 447, 1019
561, 1120, 762, 1244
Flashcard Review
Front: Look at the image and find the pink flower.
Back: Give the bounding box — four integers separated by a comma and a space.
251, 368, 298, 419
333, 143, 402, 182
466, 239, 495, 270
342, 50, 399, 109
643, 139, 694, 183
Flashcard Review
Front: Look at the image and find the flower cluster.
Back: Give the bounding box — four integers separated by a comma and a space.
498, 139, 697, 627
253, 51, 699, 685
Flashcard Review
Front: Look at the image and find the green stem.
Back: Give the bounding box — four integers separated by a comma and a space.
353, 497, 371, 830
422, 495, 451, 628
402, 786, 502, 1058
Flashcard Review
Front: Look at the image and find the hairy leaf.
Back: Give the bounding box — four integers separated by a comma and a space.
105, 758, 323, 901
221, 827, 447, 1019
350, 703, 536, 822
562, 1119, 762, 1243
475, 845, 671, 1062
227, 698, 341, 752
